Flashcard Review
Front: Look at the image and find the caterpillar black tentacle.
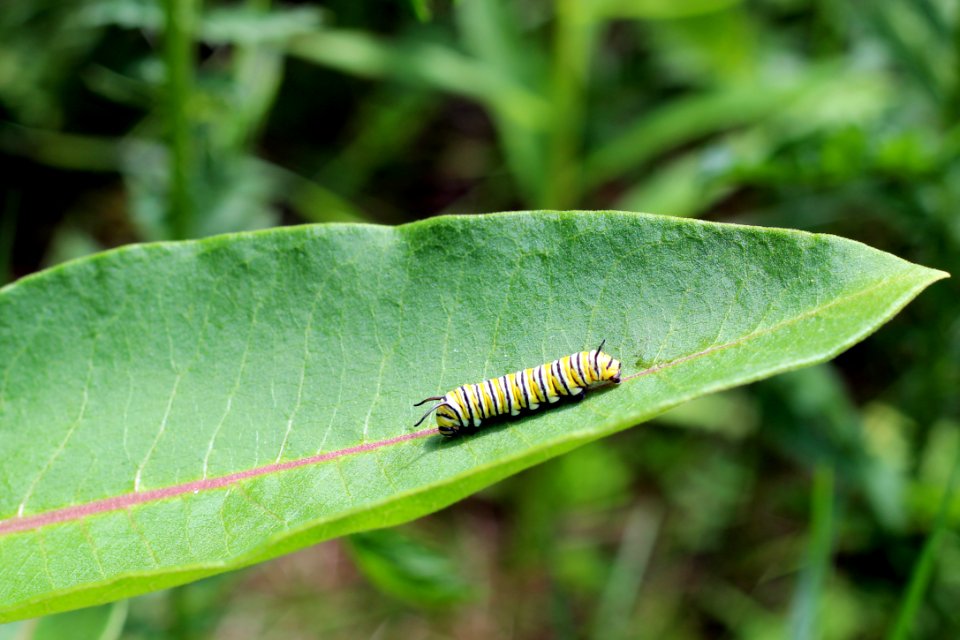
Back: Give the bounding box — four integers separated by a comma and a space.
414, 342, 622, 437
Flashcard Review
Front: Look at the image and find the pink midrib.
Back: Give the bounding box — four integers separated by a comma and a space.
0, 427, 438, 537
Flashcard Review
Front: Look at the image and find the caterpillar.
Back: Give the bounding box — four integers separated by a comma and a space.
414, 341, 622, 436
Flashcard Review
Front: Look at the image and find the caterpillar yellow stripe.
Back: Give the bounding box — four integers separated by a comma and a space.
414, 341, 622, 436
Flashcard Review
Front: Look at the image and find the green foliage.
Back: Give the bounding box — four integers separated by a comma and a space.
347, 530, 472, 607
30, 603, 127, 640
3, 0, 960, 635
0, 211, 943, 621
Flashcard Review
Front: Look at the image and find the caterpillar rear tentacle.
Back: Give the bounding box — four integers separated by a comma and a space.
414, 342, 622, 437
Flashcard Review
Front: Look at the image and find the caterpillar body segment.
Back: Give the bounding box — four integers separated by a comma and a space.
414, 343, 622, 437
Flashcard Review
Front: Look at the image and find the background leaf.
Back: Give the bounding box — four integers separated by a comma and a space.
0, 211, 946, 621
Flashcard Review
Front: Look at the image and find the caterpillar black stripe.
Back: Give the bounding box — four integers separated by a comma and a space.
414, 341, 622, 436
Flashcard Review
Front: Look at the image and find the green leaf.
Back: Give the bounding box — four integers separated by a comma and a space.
30, 601, 127, 640
79, 2, 325, 45
287, 30, 550, 130
0, 211, 946, 621
347, 530, 472, 608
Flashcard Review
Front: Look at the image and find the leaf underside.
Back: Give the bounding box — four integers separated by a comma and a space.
0, 211, 947, 621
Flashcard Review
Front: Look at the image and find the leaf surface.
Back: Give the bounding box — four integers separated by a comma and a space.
0, 211, 946, 620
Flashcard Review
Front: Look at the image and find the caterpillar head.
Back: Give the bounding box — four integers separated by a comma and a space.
595, 349, 622, 384
435, 403, 463, 436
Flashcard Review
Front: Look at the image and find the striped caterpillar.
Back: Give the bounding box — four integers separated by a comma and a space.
414, 341, 622, 436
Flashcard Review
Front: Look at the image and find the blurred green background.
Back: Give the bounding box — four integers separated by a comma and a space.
1, 0, 959, 637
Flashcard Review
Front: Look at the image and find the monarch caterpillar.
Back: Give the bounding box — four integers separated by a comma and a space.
414, 341, 622, 436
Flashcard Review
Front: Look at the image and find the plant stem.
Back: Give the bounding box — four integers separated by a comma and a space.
951, 0, 960, 121
543, 0, 595, 209
163, 0, 197, 240
590, 505, 660, 640
789, 464, 835, 640
888, 436, 960, 640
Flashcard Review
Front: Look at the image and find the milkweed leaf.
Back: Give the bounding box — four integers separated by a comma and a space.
0, 211, 946, 621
